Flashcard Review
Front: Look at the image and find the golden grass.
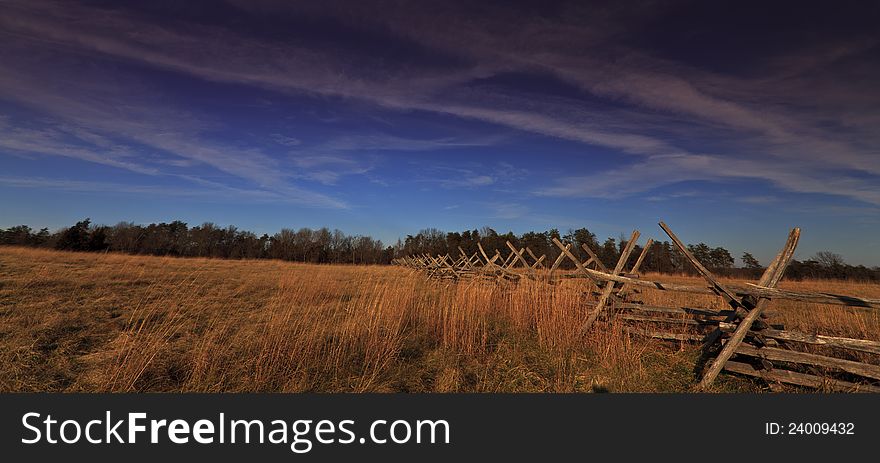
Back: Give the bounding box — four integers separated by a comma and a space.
1, 247, 877, 392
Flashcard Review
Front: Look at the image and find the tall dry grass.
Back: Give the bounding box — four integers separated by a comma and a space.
1, 246, 877, 392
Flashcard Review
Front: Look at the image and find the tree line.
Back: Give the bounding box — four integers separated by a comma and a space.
0, 220, 392, 265
2, 220, 878, 280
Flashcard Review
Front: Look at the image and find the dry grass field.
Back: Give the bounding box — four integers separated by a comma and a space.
1, 246, 878, 393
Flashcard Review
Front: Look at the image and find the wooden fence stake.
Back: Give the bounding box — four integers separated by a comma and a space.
698, 227, 800, 389
526, 247, 547, 269
501, 250, 516, 268
548, 243, 570, 281
659, 222, 744, 311
506, 241, 536, 278
552, 238, 604, 285
477, 243, 495, 267
580, 230, 640, 332
581, 243, 609, 272
617, 238, 653, 297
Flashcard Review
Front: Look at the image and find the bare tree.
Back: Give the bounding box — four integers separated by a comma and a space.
813, 251, 844, 267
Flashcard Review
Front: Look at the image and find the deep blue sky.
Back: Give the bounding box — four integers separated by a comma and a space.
1, 0, 879, 265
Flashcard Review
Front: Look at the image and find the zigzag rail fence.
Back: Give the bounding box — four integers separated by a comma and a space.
393, 221, 880, 392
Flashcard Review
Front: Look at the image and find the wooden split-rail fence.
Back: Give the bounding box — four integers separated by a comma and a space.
393, 221, 880, 392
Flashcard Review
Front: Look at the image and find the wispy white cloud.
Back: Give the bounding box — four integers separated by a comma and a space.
440, 175, 496, 188
737, 195, 779, 204
0, 120, 159, 175
0, 175, 280, 202
285, 133, 508, 186
0, 172, 356, 210
644, 191, 702, 202
270, 134, 301, 147
412, 161, 530, 190
484, 202, 530, 220
535, 153, 880, 206
316, 134, 501, 152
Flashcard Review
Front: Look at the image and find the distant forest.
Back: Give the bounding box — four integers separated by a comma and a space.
2, 219, 878, 281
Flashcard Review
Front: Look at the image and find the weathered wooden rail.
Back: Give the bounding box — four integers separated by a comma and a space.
394, 221, 880, 393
